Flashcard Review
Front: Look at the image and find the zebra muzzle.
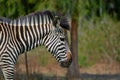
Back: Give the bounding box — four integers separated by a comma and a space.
60, 51, 72, 68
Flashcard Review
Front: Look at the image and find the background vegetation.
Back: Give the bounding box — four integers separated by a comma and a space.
0, 0, 120, 80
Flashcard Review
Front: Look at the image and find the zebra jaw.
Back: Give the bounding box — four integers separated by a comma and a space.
60, 51, 72, 68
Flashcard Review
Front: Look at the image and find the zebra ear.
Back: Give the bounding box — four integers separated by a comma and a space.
53, 15, 60, 27
60, 17, 71, 30
53, 12, 71, 30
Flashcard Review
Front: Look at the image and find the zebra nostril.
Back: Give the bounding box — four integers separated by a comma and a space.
60, 51, 72, 68
60, 59, 72, 68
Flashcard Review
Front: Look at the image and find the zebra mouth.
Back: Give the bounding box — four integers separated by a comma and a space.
60, 51, 72, 68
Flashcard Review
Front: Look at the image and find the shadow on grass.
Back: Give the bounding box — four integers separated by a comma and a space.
1, 71, 120, 80
15, 73, 120, 80
81, 73, 120, 80
15, 73, 67, 80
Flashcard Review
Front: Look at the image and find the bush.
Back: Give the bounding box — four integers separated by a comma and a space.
78, 15, 120, 67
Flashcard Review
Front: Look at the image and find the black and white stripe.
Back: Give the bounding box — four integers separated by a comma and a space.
0, 10, 71, 80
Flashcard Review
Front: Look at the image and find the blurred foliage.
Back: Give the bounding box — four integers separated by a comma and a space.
78, 15, 120, 67
0, 0, 56, 18
0, 0, 120, 67
77, 0, 120, 67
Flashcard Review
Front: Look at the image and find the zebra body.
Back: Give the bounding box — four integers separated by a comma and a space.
0, 10, 72, 80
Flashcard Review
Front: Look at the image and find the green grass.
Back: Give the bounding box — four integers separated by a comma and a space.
17, 46, 54, 67
30, 46, 50, 66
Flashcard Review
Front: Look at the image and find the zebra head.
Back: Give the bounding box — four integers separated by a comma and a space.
43, 15, 72, 68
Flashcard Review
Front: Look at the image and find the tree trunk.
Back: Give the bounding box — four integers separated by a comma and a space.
67, 18, 80, 80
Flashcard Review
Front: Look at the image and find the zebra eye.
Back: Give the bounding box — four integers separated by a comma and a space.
60, 37, 65, 41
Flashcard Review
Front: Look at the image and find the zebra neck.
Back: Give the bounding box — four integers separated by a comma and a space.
9, 21, 54, 54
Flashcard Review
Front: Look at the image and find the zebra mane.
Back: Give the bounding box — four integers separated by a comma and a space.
32, 10, 53, 19
21, 10, 71, 30
0, 10, 70, 30
17, 10, 54, 21
0, 17, 11, 23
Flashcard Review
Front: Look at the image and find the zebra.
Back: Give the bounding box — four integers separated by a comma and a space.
0, 10, 72, 80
